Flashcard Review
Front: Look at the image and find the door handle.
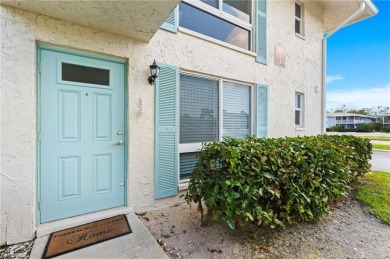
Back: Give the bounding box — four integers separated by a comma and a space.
116, 140, 124, 145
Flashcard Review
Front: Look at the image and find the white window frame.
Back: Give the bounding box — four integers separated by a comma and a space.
295, 92, 304, 128
181, 0, 254, 50
295, 2, 304, 37
178, 71, 254, 183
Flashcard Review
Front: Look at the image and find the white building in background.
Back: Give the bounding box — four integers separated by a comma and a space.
326, 113, 377, 129
383, 114, 390, 127
1, 0, 378, 245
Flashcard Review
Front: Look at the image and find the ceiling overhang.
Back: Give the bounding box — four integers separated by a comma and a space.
1, 0, 379, 41
318, 0, 379, 33
1, 0, 181, 42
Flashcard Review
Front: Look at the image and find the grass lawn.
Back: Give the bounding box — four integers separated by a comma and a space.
359, 136, 390, 141
372, 144, 390, 150
357, 171, 390, 224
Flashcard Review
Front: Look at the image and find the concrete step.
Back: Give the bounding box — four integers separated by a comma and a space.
30, 213, 168, 259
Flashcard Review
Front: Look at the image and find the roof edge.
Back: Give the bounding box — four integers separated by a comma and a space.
363, 0, 379, 16
323, 0, 379, 34
346, 0, 379, 27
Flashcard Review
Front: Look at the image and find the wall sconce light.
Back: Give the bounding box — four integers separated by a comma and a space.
148, 60, 160, 85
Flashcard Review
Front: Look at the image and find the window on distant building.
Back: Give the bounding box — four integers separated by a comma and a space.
179, 74, 251, 180
179, 0, 252, 50
295, 93, 304, 127
295, 2, 304, 36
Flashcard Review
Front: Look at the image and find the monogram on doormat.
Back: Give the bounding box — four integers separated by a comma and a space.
43, 214, 132, 258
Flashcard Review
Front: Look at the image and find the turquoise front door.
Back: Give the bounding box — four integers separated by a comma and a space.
39, 47, 126, 223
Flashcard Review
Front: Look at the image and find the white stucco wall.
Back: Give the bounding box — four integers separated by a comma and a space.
1, 0, 324, 244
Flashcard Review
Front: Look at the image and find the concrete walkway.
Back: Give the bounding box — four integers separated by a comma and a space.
30, 213, 168, 259
370, 150, 390, 172
371, 140, 390, 145
326, 132, 390, 137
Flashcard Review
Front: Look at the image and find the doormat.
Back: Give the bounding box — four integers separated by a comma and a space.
42, 214, 132, 259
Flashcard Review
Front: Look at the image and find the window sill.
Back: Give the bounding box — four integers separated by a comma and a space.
179, 182, 189, 191
295, 33, 306, 40
179, 27, 257, 58
295, 127, 306, 131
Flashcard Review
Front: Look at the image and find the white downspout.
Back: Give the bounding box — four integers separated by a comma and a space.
321, 1, 366, 133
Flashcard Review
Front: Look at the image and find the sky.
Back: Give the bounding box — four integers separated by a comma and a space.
326, 0, 390, 111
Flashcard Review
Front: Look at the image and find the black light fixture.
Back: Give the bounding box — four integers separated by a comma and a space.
148, 60, 160, 85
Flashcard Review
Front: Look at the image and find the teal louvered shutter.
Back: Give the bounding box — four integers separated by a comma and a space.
256, 84, 268, 138
256, 0, 267, 64
161, 8, 178, 33
155, 63, 179, 199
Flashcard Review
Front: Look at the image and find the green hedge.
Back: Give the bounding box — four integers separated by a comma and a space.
185, 135, 372, 229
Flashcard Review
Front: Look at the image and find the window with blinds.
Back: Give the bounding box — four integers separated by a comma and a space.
179, 74, 251, 182
223, 82, 250, 139
179, 152, 198, 180
180, 75, 219, 144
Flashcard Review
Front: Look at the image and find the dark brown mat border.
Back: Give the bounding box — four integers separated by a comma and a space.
42, 214, 132, 259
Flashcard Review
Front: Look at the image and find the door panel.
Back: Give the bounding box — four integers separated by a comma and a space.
93, 93, 112, 140
58, 155, 81, 200
39, 48, 126, 223
93, 153, 113, 194
59, 90, 81, 142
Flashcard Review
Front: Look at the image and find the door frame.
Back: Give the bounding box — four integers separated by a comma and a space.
36, 44, 129, 224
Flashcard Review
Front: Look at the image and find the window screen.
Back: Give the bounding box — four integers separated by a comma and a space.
223, 82, 250, 138
180, 75, 219, 143
62, 63, 110, 86
180, 152, 198, 180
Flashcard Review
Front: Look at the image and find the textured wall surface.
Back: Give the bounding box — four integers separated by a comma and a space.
1, 0, 324, 244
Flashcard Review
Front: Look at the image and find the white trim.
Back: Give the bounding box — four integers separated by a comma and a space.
179, 69, 254, 91
178, 27, 256, 57
251, 85, 256, 136
363, 0, 379, 16
180, 69, 221, 81
179, 143, 203, 153
219, 79, 224, 141
295, 33, 306, 40
222, 78, 253, 90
